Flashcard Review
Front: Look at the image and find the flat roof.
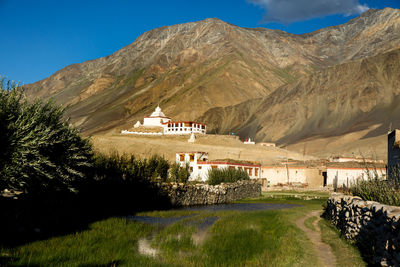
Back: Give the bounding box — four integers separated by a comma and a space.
326, 162, 386, 169
165, 121, 206, 126
197, 161, 261, 167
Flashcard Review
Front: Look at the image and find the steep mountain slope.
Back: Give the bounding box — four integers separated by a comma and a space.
24, 8, 400, 138
24, 18, 312, 134
200, 47, 400, 158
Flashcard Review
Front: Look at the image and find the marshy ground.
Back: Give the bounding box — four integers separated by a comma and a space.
1, 191, 367, 266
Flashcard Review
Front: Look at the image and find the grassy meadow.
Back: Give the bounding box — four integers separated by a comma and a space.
1, 192, 367, 267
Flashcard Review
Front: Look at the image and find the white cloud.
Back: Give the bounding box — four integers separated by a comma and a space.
249, 0, 370, 24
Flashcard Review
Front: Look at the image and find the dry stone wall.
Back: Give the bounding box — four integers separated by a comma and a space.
325, 193, 400, 266
158, 180, 261, 206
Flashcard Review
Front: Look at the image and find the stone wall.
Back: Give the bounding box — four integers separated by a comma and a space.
325, 193, 400, 266
158, 180, 261, 206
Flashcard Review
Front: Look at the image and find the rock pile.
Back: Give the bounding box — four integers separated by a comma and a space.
158, 180, 261, 206
325, 193, 400, 266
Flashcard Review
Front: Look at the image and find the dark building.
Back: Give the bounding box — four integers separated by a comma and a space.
388, 129, 400, 179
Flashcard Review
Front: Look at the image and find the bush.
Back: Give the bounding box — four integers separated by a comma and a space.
168, 163, 190, 183
207, 168, 249, 185
0, 79, 93, 194
91, 152, 170, 182
349, 165, 400, 206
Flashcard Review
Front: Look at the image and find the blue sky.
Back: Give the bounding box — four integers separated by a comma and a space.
0, 0, 399, 84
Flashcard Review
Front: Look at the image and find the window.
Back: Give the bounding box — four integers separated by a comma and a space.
198, 166, 202, 170
211, 165, 217, 169
179, 154, 185, 161
190, 167, 193, 173
189, 154, 195, 162
249, 168, 253, 176
255, 168, 258, 176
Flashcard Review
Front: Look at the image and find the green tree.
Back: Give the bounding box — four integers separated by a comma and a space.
0, 77, 93, 194
178, 163, 190, 183
169, 163, 180, 183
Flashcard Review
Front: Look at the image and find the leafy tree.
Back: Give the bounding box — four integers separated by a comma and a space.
168, 163, 190, 183
0, 77, 93, 194
178, 163, 190, 183
207, 168, 249, 185
169, 163, 180, 183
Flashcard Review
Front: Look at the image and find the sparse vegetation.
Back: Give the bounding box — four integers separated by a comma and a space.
349, 165, 400, 206
207, 168, 249, 185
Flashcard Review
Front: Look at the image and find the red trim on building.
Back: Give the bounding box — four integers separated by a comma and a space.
197, 161, 260, 167
262, 166, 309, 169
327, 167, 386, 170
165, 121, 206, 126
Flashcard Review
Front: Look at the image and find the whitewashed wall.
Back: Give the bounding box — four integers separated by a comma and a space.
326, 168, 386, 188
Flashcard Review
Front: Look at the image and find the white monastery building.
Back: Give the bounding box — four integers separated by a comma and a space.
176, 152, 261, 182
143, 106, 172, 127
121, 106, 206, 135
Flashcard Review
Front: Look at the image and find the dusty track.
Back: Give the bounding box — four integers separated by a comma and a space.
296, 211, 337, 267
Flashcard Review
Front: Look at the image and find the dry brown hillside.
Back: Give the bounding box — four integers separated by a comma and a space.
201, 48, 400, 159
23, 8, 400, 159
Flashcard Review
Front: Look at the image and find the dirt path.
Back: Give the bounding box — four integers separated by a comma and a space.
296, 211, 337, 267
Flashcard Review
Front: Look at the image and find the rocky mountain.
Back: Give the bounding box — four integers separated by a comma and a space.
24, 8, 400, 158
200, 48, 400, 158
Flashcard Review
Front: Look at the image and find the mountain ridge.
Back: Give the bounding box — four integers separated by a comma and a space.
23, 8, 400, 158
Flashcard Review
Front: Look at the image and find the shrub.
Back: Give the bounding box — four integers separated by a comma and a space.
92, 152, 170, 182
207, 168, 249, 185
168, 163, 180, 183
349, 165, 400, 206
0, 79, 93, 194
168, 163, 190, 183
178, 163, 190, 183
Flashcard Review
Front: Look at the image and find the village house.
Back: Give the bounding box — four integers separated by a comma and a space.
388, 129, 400, 179
326, 162, 386, 189
260, 164, 325, 188
176, 152, 261, 182
330, 156, 384, 164
121, 106, 206, 135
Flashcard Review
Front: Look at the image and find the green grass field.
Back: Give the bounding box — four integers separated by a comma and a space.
1, 191, 366, 266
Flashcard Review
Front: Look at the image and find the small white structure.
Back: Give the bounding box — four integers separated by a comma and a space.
244, 138, 255, 145
259, 142, 276, 147
143, 106, 172, 127
122, 106, 206, 135
188, 133, 196, 143
176, 152, 261, 182
326, 163, 386, 189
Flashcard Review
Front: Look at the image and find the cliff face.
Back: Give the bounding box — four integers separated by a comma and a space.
24, 8, 400, 158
